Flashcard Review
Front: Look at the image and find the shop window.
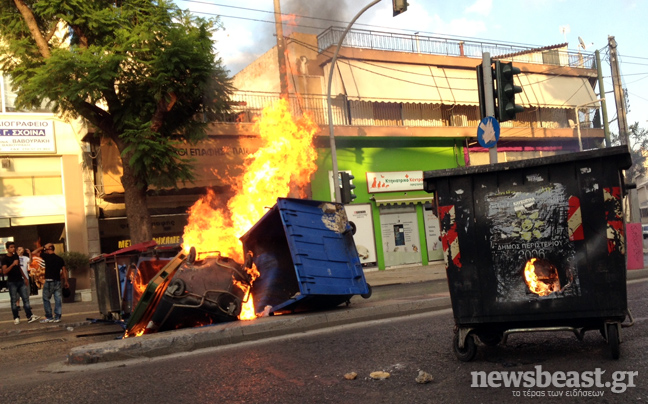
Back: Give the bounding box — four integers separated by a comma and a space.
34, 176, 63, 195
0, 176, 62, 197
0, 177, 32, 196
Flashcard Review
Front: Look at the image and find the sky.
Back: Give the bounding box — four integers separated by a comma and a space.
174, 0, 648, 132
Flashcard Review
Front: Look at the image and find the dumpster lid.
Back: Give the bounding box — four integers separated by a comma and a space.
424, 145, 632, 182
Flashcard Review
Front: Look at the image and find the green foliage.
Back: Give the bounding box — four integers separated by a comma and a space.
0, 0, 233, 190
611, 123, 648, 180
59, 251, 91, 277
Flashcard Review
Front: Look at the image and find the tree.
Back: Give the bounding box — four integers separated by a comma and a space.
0, 0, 233, 244
611, 123, 648, 180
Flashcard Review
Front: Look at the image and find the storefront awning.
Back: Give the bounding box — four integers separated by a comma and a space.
328, 60, 479, 105
516, 74, 597, 108
326, 60, 597, 109
371, 195, 433, 206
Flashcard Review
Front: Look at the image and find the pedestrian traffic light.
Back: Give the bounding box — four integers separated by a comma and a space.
392, 0, 408, 16
340, 172, 357, 204
494, 60, 524, 122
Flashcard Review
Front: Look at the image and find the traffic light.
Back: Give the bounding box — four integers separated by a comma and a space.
340, 172, 357, 204
392, 0, 408, 16
494, 61, 524, 122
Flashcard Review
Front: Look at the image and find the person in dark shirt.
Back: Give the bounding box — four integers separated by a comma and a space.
33, 243, 69, 323
1, 241, 39, 325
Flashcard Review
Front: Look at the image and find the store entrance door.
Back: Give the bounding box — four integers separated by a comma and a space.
378, 204, 421, 268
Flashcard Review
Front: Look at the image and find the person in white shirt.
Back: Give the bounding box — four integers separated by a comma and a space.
17, 246, 30, 279
14, 246, 31, 310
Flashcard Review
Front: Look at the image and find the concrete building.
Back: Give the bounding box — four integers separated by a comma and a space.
0, 72, 100, 292
224, 28, 605, 270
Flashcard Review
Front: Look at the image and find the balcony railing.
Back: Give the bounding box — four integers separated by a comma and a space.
220, 91, 599, 131
317, 27, 596, 69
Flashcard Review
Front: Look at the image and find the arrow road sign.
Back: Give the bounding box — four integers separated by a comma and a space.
477, 116, 500, 148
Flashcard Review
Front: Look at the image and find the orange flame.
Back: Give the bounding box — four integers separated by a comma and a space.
524, 258, 560, 297
182, 98, 319, 320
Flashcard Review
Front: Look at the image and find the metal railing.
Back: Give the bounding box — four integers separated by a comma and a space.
317, 27, 596, 69
220, 91, 597, 131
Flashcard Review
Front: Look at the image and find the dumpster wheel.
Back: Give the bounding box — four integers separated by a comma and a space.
361, 284, 372, 299
606, 323, 620, 360
453, 331, 477, 362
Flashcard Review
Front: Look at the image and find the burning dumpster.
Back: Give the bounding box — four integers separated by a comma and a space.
123, 198, 370, 336
423, 146, 635, 361
90, 241, 181, 320
146, 254, 251, 332
240, 198, 371, 315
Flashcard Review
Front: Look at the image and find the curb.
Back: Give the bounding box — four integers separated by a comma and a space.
67, 295, 451, 365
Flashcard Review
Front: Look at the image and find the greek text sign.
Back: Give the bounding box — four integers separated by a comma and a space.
0, 120, 55, 153
366, 171, 423, 193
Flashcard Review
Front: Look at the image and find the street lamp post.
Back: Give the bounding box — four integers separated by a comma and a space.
326, 0, 383, 202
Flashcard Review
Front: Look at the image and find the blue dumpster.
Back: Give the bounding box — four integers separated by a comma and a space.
240, 198, 370, 315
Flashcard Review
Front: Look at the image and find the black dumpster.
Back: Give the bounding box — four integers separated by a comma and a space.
240, 198, 370, 315
424, 146, 634, 361
146, 255, 251, 332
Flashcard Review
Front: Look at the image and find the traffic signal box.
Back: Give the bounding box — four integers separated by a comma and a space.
476, 61, 524, 123
340, 172, 357, 204
494, 61, 524, 122
392, 0, 408, 16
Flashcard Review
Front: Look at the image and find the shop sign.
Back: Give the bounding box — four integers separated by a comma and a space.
0, 120, 55, 153
117, 235, 182, 250
366, 171, 423, 193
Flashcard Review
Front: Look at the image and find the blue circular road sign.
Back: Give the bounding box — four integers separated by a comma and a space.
477, 116, 500, 148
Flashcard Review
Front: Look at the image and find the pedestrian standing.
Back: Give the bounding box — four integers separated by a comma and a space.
35, 243, 69, 323
16, 246, 32, 300
1, 241, 40, 324
30, 249, 45, 290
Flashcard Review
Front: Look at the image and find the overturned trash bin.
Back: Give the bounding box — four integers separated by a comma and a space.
241, 198, 370, 315
147, 254, 251, 332
424, 146, 635, 361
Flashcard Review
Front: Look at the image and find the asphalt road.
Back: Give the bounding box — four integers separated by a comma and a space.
0, 279, 646, 404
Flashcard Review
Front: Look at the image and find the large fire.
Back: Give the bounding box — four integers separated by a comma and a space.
523, 258, 561, 296
182, 98, 319, 320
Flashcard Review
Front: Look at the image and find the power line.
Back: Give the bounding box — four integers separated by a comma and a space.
618, 61, 648, 67
619, 54, 648, 61
177, 1, 648, 64
629, 91, 648, 102
177, 0, 571, 49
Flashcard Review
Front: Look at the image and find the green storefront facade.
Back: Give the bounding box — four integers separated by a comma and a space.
311, 137, 464, 270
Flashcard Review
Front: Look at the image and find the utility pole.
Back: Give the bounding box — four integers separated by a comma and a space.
608, 36, 639, 224
273, 0, 289, 98
482, 52, 497, 164
608, 36, 628, 145
595, 50, 611, 147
